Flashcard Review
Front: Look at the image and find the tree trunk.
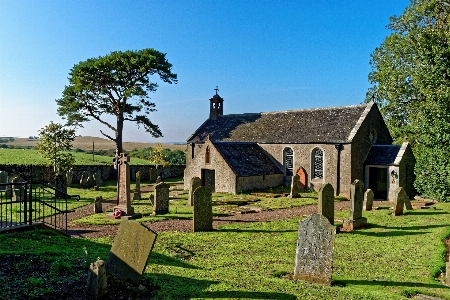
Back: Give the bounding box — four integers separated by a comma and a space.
115, 114, 124, 205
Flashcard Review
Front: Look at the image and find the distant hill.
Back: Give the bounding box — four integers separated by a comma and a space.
6, 136, 187, 151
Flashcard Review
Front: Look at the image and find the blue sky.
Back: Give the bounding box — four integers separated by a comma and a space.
0, 1, 409, 143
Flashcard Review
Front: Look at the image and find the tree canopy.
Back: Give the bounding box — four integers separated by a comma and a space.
56, 48, 177, 154
367, 0, 450, 200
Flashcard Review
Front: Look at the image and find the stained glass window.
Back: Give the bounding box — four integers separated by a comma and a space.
284, 148, 293, 176
313, 148, 323, 179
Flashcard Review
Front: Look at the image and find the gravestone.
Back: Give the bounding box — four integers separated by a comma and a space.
293, 214, 335, 286
364, 189, 374, 211
149, 168, 156, 183
6, 174, 18, 198
86, 260, 107, 299
318, 183, 334, 225
66, 169, 73, 186
193, 186, 213, 232
154, 182, 169, 214
12, 176, 26, 201
133, 171, 141, 200
188, 177, 201, 206
290, 174, 300, 198
343, 179, 367, 231
55, 174, 67, 197
0, 171, 8, 192
93, 170, 103, 186
105, 220, 157, 285
87, 175, 96, 187
156, 176, 162, 184
404, 193, 413, 210
94, 196, 103, 213
80, 171, 89, 187
394, 187, 405, 216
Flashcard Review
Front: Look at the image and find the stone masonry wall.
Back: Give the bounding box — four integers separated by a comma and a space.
236, 174, 284, 193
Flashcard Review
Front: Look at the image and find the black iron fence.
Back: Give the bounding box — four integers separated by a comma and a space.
0, 181, 80, 234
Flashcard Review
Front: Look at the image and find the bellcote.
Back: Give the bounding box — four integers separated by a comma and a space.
209, 86, 224, 120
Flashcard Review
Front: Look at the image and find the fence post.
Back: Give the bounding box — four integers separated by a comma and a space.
28, 183, 33, 225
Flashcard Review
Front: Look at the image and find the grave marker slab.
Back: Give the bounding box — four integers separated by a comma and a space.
105, 220, 157, 285
0, 171, 8, 192
93, 170, 103, 186
94, 196, 103, 213
394, 187, 405, 216
133, 171, 141, 200
343, 179, 367, 231
364, 189, 374, 211
318, 183, 334, 225
154, 182, 169, 214
294, 214, 335, 286
66, 169, 73, 186
149, 168, 156, 183
193, 186, 213, 232
12, 176, 26, 201
80, 171, 89, 187
86, 260, 107, 299
188, 177, 201, 206
290, 174, 300, 198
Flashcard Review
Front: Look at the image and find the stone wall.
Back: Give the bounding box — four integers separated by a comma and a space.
236, 174, 283, 193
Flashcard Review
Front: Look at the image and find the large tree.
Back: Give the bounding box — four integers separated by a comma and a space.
56, 48, 177, 154
367, 0, 450, 200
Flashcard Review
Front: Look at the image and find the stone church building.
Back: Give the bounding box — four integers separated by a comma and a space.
184, 91, 415, 200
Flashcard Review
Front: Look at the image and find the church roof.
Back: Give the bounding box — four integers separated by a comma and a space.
213, 142, 283, 176
364, 144, 401, 165
187, 103, 373, 144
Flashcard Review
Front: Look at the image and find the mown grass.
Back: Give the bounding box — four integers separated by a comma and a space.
0, 148, 151, 165
1, 203, 449, 299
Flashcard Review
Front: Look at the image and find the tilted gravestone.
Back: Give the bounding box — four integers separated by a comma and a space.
404, 193, 413, 210
193, 186, 213, 232
318, 183, 334, 225
133, 171, 141, 200
105, 220, 157, 286
294, 214, 335, 286
0, 171, 8, 192
154, 182, 169, 214
343, 179, 367, 231
394, 187, 405, 216
188, 177, 201, 206
149, 168, 157, 183
80, 171, 89, 187
364, 189, 374, 211
290, 174, 300, 198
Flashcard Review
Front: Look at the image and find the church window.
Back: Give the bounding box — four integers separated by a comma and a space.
205, 146, 210, 164
191, 143, 195, 159
313, 148, 323, 179
284, 148, 293, 176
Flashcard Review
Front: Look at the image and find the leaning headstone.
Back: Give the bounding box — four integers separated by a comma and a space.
86, 260, 107, 299
156, 175, 162, 184
66, 169, 73, 186
12, 176, 26, 201
293, 214, 335, 286
318, 183, 334, 225
80, 171, 89, 187
94, 196, 103, 213
290, 174, 300, 198
149, 168, 156, 183
154, 182, 169, 214
404, 193, 413, 210
0, 171, 8, 192
133, 171, 141, 200
364, 189, 374, 211
188, 177, 201, 206
105, 220, 157, 286
93, 170, 103, 186
193, 186, 213, 232
394, 187, 405, 216
343, 179, 367, 231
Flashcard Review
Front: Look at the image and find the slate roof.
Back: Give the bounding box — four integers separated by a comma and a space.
364, 145, 402, 166
187, 103, 372, 144
213, 142, 283, 176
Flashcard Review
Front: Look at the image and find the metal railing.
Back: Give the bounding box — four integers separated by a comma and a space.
0, 181, 80, 234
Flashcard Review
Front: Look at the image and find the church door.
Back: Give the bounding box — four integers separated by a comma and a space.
201, 169, 215, 193
296, 167, 307, 190
368, 167, 387, 199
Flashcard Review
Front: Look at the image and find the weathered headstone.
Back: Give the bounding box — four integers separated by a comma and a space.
133, 171, 141, 200
156, 175, 162, 184
193, 186, 213, 232
86, 260, 107, 299
154, 182, 169, 214
0, 171, 8, 192
343, 179, 367, 231
6, 174, 18, 198
93, 170, 103, 186
149, 168, 156, 183
364, 189, 374, 211
404, 193, 413, 210
318, 183, 334, 225
55, 174, 67, 196
87, 175, 96, 187
105, 220, 157, 285
293, 214, 335, 286
394, 187, 405, 216
66, 169, 73, 186
12, 176, 26, 201
188, 177, 201, 206
290, 174, 300, 198
80, 171, 89, 187
94, 196, 103, 213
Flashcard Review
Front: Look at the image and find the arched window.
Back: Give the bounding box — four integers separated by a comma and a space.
205, 146, 210, 164
283, 147, 293, 176
313, 148, 323, 179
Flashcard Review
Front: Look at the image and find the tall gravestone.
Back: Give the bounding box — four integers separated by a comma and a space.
154, 182, 169, 214
343, 179, 367, 231
188, 177, 201, 206
105, 220, 157, 286
80, 171, 89, 187
364, 189, 374, 211
149, 168, 156, 183
193, 186, 213, 232
318, 183, 334, 225
294, 214, 335, 286
394, 187, 405, 216
12, 176, 26, 201
290, 174, 300, 198
0, 171, 8, 192
93, 170, 103, 186
133, 171, 141, 200
66, 169, 73, 186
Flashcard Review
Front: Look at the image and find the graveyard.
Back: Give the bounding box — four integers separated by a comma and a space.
0, 172, 450, 299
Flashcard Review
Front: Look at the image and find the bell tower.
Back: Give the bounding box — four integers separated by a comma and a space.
209, 86, 224, 120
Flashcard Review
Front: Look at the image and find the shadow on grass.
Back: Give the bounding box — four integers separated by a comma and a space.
145, 273, 297, 300
366, 223, 450, 231
151, 252, 200, 269
348, 230, 430, 237
404, 210, 449, 216
217, 228, 296, 233
337, 279, 449, 290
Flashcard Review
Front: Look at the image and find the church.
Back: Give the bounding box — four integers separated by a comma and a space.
184, 90, 415, 200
